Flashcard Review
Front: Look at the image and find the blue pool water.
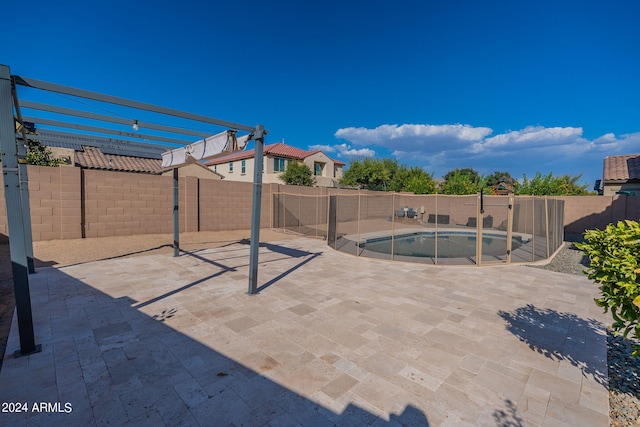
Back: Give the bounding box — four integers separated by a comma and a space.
363, 231, 523, 258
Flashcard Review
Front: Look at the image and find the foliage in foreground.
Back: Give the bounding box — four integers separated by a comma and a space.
279, 161, 316, 186
577, 220, 640, 356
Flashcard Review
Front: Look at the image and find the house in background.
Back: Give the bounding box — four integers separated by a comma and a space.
33, 131, 222, 178
204, 142, 345, 187
600, 154, 640, 196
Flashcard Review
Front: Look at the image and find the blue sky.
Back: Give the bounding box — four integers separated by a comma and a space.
3, 0, 639, 185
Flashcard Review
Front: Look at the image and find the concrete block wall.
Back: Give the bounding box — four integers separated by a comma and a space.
3, 168, 640, 242
181, 176, 199, 233
83, 170, 174, 238
560, 195, 640, 234
34, 166, 82, 240
198, 179, 272, 232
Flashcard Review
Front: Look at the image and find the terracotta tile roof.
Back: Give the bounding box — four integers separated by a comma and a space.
266, 143, 311, 159
603, 154, 640, 182
76, 146, 163, 174
204, 143, 346, 166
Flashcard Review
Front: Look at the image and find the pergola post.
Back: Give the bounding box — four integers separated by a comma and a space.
0, 65, 40, 356
17, 140, 35, 273
173, 167, 179, 257
248, 125, 266, 295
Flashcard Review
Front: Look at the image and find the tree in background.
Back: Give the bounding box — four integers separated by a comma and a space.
484, 171, 514, 187
339, 158, 394, 191
340, 158, 436, 193
439, 168, 483, 195
279, 161, 316, 186
390, 165, 437, 194
516, 172, 592, 195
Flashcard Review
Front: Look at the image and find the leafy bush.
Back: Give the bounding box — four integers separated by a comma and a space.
576, 220, 640, 356
26, 142, 62, 166
516, 172, 592, 195
279, 161, 315, 186
439, 169, 483, 195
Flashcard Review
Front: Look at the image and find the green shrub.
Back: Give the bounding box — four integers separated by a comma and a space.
576, 220, 640, 356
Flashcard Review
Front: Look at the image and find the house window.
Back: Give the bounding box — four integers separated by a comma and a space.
274, 157, 286, 172
314, 162, 324, 176
229, 162, 234, 173
241, 160, 246, 175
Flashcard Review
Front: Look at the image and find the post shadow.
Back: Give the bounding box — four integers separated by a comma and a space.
0, 253, 430, 426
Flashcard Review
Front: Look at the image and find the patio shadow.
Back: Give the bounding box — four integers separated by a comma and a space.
0, 257, 430, 426
497, 304, 606, 387
492, 399, 524, 427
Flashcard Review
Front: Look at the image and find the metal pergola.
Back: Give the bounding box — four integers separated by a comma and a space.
0, 64, 266, 358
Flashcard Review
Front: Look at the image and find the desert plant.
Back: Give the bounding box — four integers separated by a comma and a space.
577, 220, 640, 356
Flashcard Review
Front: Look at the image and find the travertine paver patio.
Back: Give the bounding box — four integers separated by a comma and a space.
0, 236, 609, 426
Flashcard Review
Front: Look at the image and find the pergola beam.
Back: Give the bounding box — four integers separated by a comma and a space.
29, 129, 175, 155
20, 101, 211, 138
23, 116, 191, 146
13, 76, 255, 133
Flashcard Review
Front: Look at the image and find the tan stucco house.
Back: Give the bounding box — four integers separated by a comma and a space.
600, 154, 640, 196
204, 143, 345, 187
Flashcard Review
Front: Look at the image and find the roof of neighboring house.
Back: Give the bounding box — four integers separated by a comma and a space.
204, 143, 346, 166
158, 161, 224, 178
603, 154, 640, 183
76, 146, 163, 174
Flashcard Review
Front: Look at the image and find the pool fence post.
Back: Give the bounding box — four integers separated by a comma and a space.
506, 193, 514, 263
391, 193, 395, 261
531, 197, 535, 262
476, 192, 482, 266
427, 193, 438, 265
357, 192, 361, 256
544, 196, 550, 259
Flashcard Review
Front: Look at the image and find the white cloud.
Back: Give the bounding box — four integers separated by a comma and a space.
308, 144, 336, 153
472, 126, 584, 153
335, 124, 492, 151
337, 144, 375, 157
333, 122, 640, 180
309, 143, 375, 158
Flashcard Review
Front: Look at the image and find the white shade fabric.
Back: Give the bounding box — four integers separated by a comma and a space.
162, 130, 251, 168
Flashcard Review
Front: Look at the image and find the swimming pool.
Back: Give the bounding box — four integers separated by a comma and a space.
360, 231, 526, 258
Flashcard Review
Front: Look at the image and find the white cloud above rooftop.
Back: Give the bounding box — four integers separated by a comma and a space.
328, 123, 640, 179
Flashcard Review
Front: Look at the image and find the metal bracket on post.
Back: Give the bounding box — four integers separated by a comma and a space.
0, 64, 40, 357
248, 125, 266, 295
